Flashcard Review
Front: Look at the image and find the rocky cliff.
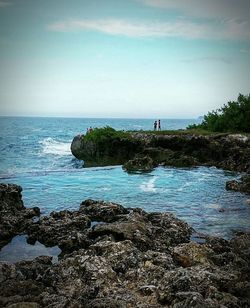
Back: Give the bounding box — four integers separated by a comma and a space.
71, 130, 250, 173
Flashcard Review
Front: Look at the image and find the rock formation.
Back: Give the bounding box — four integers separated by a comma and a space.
71, 131, 250, 173
0, 185, 250, 307
226, 174, 250, 194
0, 184, 40, 249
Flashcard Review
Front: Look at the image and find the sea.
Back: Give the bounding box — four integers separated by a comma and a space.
0, 116, 249, 245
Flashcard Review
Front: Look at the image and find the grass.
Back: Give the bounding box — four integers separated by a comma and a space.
84, 126, 249, 141
129, 128, 221, 136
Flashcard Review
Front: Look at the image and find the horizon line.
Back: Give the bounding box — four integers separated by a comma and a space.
0, 115, 201, 120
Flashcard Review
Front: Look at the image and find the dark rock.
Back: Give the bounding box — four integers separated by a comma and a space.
26, 209, 91, 254
71, 131, 250, 173
5, 303, 41, 308
70, 134, 85, 160
172, 242, 213, 267
163, 154, 198, 168
0, 184, 40, 249
71, 133, 143, 167
80, 199, 129, 222
1, 184, 249, 307
226, 174, 250, 194
122, 155, 155, 172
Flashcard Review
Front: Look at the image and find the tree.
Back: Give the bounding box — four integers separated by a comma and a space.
187, 94, 250, 133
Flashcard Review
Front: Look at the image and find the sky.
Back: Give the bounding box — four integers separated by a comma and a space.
0, 0, 249, 118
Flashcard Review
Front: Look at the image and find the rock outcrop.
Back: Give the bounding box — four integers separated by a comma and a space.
0, 184, 40, 249
71, 133, 143, 167
123, 155, 156, 172
0, 187, 250, 307
71, 130, 250, 173
226, 174, 250, 194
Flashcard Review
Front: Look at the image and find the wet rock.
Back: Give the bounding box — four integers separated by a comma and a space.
163, 154, 198, 168
226, 174, 250, 194
70, 134, 85, 160
26, 209, 91, 254
122, 155, 155, 172
0, 184, 40, 249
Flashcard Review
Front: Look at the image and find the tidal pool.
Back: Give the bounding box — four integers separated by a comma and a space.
0, 235, 61, 263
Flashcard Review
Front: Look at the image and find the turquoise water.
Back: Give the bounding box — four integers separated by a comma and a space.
0, 116, 249, 239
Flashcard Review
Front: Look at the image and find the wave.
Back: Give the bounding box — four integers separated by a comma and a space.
39, 138, 71, 156
140, 177, 157, 192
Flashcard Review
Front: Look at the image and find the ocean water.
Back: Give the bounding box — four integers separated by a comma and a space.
0, 116, 249, 241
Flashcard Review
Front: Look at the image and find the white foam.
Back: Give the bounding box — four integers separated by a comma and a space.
39, 138, 71, 156
140, 177, 157, 192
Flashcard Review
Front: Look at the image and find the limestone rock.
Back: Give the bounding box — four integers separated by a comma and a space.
1, 184, 249, 307
71, 130, 250, 172
26, 209, 91, 254
0, 184, 40, 249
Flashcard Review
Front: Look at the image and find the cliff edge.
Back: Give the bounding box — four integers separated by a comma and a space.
71, 128, 250, 173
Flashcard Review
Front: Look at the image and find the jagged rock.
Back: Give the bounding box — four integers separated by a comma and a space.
79, 199, 129, 222
1, 229, 249, 307
226, 174, 250, 194
172, 242, 213, 267
0, 184, 249, 307
122, 155, 155, 172
0, 184, 40, 249
26, 209, 91, 254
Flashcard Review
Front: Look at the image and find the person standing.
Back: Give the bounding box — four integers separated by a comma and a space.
158, 119, 161, 131
154, 120, 157, 131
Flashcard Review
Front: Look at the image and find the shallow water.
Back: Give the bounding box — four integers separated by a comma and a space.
0, 235, 61, 263
2, 165, 248, 239
0, 116, 249, 244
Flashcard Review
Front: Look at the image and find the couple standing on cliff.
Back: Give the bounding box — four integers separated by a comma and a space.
154, 119, 161, 131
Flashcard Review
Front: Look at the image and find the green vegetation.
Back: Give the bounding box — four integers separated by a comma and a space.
84, 126, 130, 142
141, 129, 216, 136
187, 93, 250, 133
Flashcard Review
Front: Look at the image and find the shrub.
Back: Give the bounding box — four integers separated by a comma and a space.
187, 93, 250, 133
84, 126, 130, 142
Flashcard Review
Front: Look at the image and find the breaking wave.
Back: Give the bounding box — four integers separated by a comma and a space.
39, 138, 71, 156
140, 177, 157, 192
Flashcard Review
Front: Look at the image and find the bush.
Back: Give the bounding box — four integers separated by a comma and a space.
187, 94, 250, 133
84, 126, 130, 142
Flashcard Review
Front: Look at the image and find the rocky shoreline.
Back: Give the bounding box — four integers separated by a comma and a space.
71, 131, 250, 174
0, 184, 250, 307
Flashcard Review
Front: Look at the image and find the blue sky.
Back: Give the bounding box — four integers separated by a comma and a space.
0, 0, 249, 118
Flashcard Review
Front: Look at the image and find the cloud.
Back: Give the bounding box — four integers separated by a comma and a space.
138, 0, 250, 22
0, 1, 11, 7
48, 18, 250, 41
